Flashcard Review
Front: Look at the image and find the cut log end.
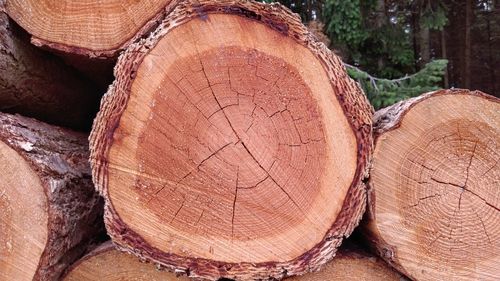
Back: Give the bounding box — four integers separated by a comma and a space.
63, 242, 189, 281
90, 0, 372, 279
0, 113, 103, 281
0, 139, 47, 280
5, 0, 178, 57
129, 46, 336, 255
287, 247, 404, 281
366, 89, 500, 280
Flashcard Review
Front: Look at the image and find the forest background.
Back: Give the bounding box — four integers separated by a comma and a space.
263, 0, 500, 108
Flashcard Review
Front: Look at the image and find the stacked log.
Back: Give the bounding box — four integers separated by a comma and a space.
0, 2, 99, 130
62, 241, 189, 281
89, 0, 372, 280
0, 113, 103, 281
4, 0, 180, 58
287, 244, 404, 281
364, 89, 499, 280
1, 0, 499, 280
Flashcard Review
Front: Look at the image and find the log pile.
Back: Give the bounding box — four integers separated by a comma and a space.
0, 5, 99, 130
0, 113, 103, 281
0, 0, 498, 280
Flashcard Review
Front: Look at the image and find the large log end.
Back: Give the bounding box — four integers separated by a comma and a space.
90, 0, 373, 279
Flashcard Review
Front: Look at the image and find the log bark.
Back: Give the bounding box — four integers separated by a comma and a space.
89, 0, 373, 280
0, 113, 104, 281
364, 89, 499, 281
0, 3, 100, 130
4, 0, 180, 59
287, 244, 405, 281
62, 241, 189, 281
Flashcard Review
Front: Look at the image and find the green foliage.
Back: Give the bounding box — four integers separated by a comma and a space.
323, 0, 366, 49
264, 0, 450, 109
347, 60, 448, 109
323, 0, 416, 78
420, 1, 448, 30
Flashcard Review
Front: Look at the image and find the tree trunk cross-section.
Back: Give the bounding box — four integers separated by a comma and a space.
287, 246, 405, 281
62, 241, 190, 281
364, 89, 499, 281
0, 113, 103, 281
90, 0, 373, 280
4, 0, 180, 58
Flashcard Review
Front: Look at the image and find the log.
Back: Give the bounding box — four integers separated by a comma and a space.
364, 89, 500, 280
0, 3, 100, 130
89, 0, 373, 280
62, 241, 189, 281
0, 113, 103, 281
287, 245, 405, 281
4, 0, 180, 58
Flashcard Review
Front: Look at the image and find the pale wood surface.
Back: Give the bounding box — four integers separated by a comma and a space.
108, 13, 357, 263
0, 113, 103, 281
0, 139, 47, 281
63, 242, 189, 281
5, 0, 178, 57
366, 89, 499, 281
287, 248, 404, 281
90, 0, 373, 280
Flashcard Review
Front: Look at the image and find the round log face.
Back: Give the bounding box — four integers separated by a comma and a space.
0, 141, 47, 280
63, 243, 189, 281
90, 1, 373, 279
287, 250, 402, 281
134, 47, 328, 247
108, 14, 357, 263
370, 91, 499, 280
5, 0, 176, 56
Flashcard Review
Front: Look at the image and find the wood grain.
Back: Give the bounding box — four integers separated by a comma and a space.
4, 0, 180, 58
364, 89, 499, 281
90, 0, 373, 279
63, 241, 189, 281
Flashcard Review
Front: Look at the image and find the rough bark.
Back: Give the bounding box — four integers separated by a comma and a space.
364, 89, 499, 281
62, 241, 190, 281
0, 3, 100, 131
89, 0, 373, 280
0, 113, 104, 281
419, 25, 430, 66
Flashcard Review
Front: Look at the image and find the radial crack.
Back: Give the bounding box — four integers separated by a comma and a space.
231, 169, 239, 239
406, 193, 441, 208
463, 141, 478, 187
171, 198, 185, 223
471, 204, 492, 244
197, 142, 232, 169
463, 188, 500, 212
237, 175, 269, 189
